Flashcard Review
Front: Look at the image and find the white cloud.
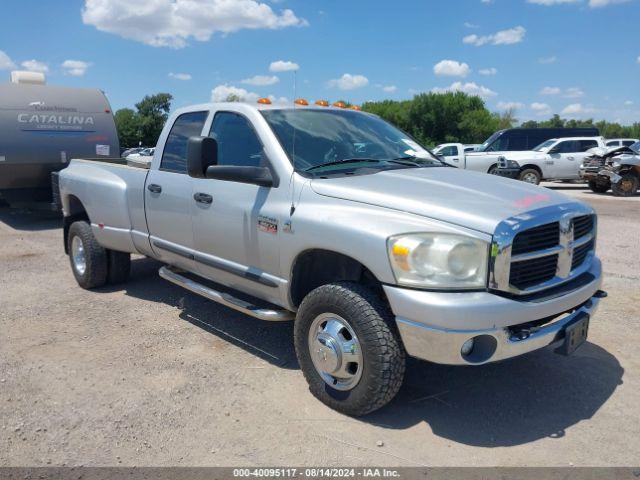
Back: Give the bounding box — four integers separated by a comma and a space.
624, 100, 634, 106
538, 56, 557, 64
269, 60, 299, 72
0, 50, 16, 70
497, 101, 525, 110
637, 56, 640, 64
82, 0, 307, 49
241, 74, 279, 86
433, 59, 470, 77
21, 59, 49, 73
463, 26, 525, 46
564, 87, 584, 98
540, 86, 561, 95
382, 85, 397, 93
169, 72, 192, 80
62, 60, 91, 76
211, 84, 260, 103
589, 0, 631, 7
464, 22, 479, 28
561, 103, 597, 117
531, 102, 552, 115
431, 81, 497, 99
479, 67, 497, 75
328, 73, 369, 90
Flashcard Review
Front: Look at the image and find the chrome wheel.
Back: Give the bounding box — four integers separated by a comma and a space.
521, 172, 539, 184
71, 236, 86, 276
308, 313, 363, 391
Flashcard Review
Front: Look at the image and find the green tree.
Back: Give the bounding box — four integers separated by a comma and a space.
135, 93, 173, 146
114, 108, 141, 148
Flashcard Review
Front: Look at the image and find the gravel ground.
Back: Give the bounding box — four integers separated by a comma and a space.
0, 183, 638, 467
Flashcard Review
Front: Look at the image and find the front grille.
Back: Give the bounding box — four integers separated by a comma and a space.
572, 240, 593, 270
509, 254, 558, 289
512, 222, 560, 255
572, 215, 594, 240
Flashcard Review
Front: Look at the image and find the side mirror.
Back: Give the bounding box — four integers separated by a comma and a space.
187, 136, 218, 178
205, 166, 274, 188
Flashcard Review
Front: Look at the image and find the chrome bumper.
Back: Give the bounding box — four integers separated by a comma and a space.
384, 259, 603, 365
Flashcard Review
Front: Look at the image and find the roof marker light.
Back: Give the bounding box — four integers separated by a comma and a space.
315, 100, 329, 107
332, 101, 346, 108
257, 98, 272, 105
294, 98, 309, 106
349, 105, 361, 111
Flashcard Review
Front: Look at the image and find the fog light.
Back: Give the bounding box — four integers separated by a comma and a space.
461, 338, 475, 357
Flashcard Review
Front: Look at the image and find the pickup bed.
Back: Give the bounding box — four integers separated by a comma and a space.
58, 102, 605, 415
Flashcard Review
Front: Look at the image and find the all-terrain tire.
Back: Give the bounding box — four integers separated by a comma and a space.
518, 168, 541, 185
67, 221, 108, 289
588, 180, 610, 194
611, 173, 639, 197
108, 250, 131, 284
294, 282, 406, 416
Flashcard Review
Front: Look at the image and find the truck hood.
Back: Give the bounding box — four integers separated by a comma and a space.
310, 167, 578, 234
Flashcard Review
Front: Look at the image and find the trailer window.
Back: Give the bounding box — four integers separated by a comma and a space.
160, 111, 208, 173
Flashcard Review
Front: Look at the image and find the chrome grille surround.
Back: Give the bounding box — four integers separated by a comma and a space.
489, 203, 597, 295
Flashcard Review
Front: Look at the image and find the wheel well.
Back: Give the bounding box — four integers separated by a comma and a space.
487, 163, 497, 173
290, 250, 381, 307
63, 195, 89, 255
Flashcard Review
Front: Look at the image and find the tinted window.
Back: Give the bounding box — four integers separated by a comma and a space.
579, 140, 598, 152
438, 145, 458, 156
606, 140, 618, 147
210, 112, 263, 167
622, 140, 635, 147
554, 140, 578, 153
160, 111, 208, 173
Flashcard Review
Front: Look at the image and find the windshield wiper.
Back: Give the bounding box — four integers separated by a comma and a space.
390, 155, 445, 167
305, 158, 385, 172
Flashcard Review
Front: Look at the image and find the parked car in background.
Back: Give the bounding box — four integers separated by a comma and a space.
463, 144, 481, 152
496, 137, 605, 184
57, 100, 605, 416
126, 147, 154, 159
630, 141, 640, 153
122, 147, 144, 158
580, 145, 640, 196
432, 128, 601, 175
605, 138, 639, 148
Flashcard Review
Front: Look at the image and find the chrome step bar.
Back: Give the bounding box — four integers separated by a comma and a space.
159, 266, 294, 322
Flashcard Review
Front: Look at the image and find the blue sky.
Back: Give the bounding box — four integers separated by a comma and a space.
1, 0, 638, 124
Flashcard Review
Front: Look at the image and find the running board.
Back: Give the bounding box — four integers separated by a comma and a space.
159, 266, 294, 322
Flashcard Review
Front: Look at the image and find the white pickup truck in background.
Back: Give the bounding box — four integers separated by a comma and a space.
432, 143, 503, 174
496, 137, 606, 184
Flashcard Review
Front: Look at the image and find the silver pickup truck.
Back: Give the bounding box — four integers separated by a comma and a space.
58, 101, 605, 416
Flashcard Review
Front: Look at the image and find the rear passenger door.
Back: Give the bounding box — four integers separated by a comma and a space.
145, 111, 209, 270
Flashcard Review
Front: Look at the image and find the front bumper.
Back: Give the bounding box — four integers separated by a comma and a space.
494, 167, 520, 179
384, 258, 603, 365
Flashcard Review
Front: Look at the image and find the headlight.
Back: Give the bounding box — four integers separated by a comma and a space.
388, 233, 489, 289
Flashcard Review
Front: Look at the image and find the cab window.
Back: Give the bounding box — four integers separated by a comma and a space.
160, 111, 208, 173
554, 140, 578, 153
579, 140, 598, 151
209, 112, 263, 167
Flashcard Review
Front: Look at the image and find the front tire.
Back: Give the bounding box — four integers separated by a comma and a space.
588, 180, 610, 194
612, 173, 639, 197
518, 168, 541, 185
68, 221, 108, 289
294, 282, 405, 416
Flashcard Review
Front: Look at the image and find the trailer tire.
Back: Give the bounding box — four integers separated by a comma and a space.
107, 250, 131, 284
611, 172, 639, 197
518, 168, 541, 185
67, 221, 108, 289
588, 180, 610, 194
294, 281, 405, 416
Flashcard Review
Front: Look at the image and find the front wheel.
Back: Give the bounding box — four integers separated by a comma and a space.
294, 282, 405, 416
588, 180, 610, 194
519, 168, 541, 185
612, 173, 639, 197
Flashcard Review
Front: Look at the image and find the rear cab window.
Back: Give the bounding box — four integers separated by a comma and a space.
160, 111, 209, 173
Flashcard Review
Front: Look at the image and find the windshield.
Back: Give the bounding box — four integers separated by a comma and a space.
533, 139, 556, 151
631, 141, 640, 153
260, 109, 442, 174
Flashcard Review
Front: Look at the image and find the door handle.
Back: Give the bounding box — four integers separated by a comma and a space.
452, 157, 459, 162
147, 183, 162, 194
193, 192, 213, 204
